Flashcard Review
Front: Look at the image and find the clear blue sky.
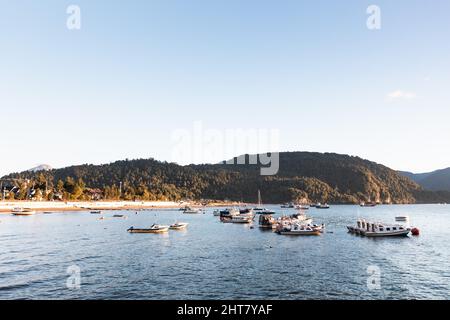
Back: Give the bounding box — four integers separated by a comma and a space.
1, 0, 449, 176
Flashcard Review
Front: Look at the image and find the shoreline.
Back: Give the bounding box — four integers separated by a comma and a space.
0, 200, 241, 214
0, 201, 446, 214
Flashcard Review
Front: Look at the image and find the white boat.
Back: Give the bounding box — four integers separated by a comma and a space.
12, 207, 35, 216
277, 223, 321, 236
315, 203, 330, 209
395, 216, 409, 222
183, 207, 201, 214
169, 222, 189, 230
127, 224, 169, 233
221, 215, 253, 224
295, 205, 310, 210
291, 213, 313, 225
347, 219, 410, 237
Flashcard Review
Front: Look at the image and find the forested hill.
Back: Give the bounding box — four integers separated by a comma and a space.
2, 152, 450, 204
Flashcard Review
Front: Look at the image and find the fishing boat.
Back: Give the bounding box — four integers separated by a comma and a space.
347, 219, 411, 237
253, 190, 267, 211
127, 224, 169, 233
277, 223, 321, 236
258, 213, 276, 229
11, 207, 35, 216
183, 207, 201, 214
169, 222, 189, 230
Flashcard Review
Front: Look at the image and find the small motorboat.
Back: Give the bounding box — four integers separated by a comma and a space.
360, 202, 377, 207
315, 203, 330, 209
90, 210, 102, 214
12, 208, 35, 216
169, 222, 189, 230
183, 207, 201, 214
281, 203, 295, 208
295, 205, 310, 210
113, 214, 126, 218
221, 214, 254, 224
277, 223, 321, 236
127, 224, 169, 233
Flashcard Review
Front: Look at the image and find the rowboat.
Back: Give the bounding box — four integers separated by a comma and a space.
169, 222, 189, 230
127, 224, 169, 233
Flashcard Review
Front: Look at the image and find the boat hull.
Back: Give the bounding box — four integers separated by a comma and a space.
279, 230, 321, 236
12, 211, 35, 216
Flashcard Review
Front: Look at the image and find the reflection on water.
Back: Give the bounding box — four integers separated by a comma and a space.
0, 204, 449, 299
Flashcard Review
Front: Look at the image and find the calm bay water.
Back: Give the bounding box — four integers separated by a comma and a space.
0, 204, 449, 300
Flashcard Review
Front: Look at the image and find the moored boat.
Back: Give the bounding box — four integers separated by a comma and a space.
258, 213, 276, 229
277, 223, 321, 236
169, 222, 189, 230
127, 224, 169, 233
183, 207, 201, 214
90, 210, 102, 214
221, 215, 253, 223
315, 203, 330, 209
347, 219, 410, 237
12, 207, 35, 216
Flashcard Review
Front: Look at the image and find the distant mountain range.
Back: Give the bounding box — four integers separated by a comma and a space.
399, 168, 450, 192
3, 152, 450, 204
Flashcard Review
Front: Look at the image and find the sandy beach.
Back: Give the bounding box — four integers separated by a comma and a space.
0, 200, 240, 214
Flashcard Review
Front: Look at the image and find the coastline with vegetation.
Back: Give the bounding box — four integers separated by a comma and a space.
2, 152, 450, 206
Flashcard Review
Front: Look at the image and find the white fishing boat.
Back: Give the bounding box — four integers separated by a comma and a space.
169, 222, 189, 230
277, 223, 321, 236
347, 219, 410, 237
12, 207, 36, 216
127, 224, 169, 233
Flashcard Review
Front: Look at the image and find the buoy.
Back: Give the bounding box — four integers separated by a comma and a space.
411, 228, 420, 236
